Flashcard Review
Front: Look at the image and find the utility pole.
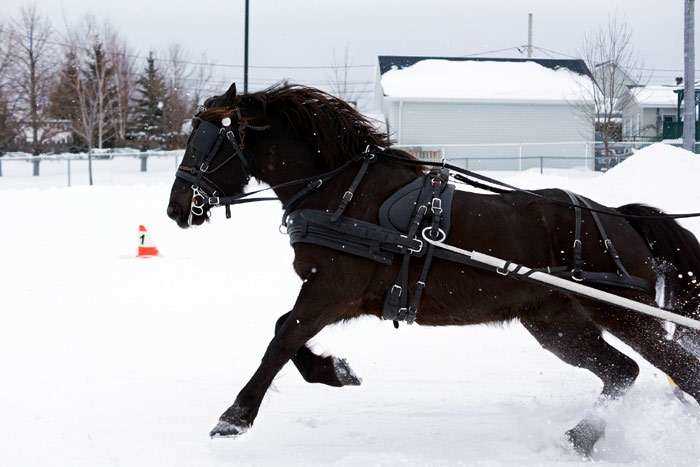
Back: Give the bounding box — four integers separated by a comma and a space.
244, 0, 250, 94
684, 0, 696, 152
527, 13, 533, 58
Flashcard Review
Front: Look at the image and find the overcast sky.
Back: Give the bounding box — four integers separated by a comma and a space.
3, 0, 692, 108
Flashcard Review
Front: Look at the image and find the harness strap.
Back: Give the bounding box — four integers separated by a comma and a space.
406, 170, 449, 323
564, 190, 584, 279
575, 195, 634, 278
558, 190, 652, 293
383, 176, 433, 322
330, 156, 373, 222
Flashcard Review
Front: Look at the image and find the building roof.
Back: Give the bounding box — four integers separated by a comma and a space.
378, 56, 595, 102
377, 55, 593, 77
633, 85, 679, 108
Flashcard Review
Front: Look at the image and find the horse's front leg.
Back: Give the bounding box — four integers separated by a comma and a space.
274, 312, 361, 387
210, 286, 342, 437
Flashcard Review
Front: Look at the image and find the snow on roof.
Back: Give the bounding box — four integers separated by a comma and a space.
633, 85, 679, 107
380, 59, 595, 102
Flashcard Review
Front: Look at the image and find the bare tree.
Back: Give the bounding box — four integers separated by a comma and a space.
162, 44, 194, 145
66, 17, 118, 150
107, 31, 135, 145
9, 4, 57, 173
327, 46, 367, 108
573, 15, 647, 155
189, 53, 214, 110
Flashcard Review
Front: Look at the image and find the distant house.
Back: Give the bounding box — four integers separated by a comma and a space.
375, 56, 596, 170
621, 85, 679, 140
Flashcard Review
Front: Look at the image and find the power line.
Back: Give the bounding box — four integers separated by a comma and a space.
45, 39, 376, 70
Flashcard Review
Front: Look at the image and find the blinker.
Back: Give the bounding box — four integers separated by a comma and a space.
190, 120, 221, 160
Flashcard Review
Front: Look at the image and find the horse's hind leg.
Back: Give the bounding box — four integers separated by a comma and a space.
520, 297, 639, 456
274, 312, 360, 387
596, 310, 700, 403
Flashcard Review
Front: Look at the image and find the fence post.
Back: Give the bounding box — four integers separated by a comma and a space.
0, 157, 3, 177
518, 145, 523, 171
539, 156, 543, 174
140, 153, 148, 172
67, 159, 71, 187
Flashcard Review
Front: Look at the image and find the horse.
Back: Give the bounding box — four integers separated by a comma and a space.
167, 82, 700, 456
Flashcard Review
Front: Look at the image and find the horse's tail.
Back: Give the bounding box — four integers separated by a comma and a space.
618, 203, 700, 352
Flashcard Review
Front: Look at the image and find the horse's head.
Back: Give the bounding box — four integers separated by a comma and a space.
167, 83, 263, 228
167, 82, 391, 228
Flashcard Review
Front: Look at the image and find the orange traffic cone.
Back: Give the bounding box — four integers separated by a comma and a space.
137, 225, 160, 257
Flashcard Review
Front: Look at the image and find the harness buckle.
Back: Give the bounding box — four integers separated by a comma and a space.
409, 238, 424, 254
200, 162, 209, 172
390, 284, 403, 297
604, 239, 613, 250
571, 269, 585, 282
431, 197, 443, 214
399, 235, 424, 255
208, 196, 220, 206
573, 239, 582, 248
342, 191, 354, 202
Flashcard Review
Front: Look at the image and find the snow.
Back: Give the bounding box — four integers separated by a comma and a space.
380, 60, 595, 102
633, 86, 679, 108
1, 143, 699, 466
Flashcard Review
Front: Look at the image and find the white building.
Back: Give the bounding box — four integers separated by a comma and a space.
622, 85, 680, 140
375, 56, 596, 170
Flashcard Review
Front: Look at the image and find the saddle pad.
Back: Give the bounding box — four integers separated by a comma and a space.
378, 176, 455, 234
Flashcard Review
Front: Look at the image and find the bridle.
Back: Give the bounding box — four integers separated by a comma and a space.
175, 111, 271, 224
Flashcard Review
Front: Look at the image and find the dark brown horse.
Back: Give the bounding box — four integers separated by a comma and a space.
167, 83, 700, 456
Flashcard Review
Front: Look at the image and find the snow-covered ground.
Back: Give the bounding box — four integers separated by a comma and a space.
1, 144, 699, 466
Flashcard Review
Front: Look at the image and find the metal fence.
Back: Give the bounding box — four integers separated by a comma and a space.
394, 140, 700, 172
1, 141, 697, 189
0, 151, 183, 188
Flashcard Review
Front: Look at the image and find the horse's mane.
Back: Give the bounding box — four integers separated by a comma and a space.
236, 83, 392, 166
199, 82, 421, 171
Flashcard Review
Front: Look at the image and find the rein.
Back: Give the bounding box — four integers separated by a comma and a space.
378, 152, 700, 220
178, 118, 700, 222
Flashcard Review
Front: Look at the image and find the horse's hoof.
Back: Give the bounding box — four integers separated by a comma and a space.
565, 418, 605, 457
333, 357, 362, 386
209, 419, 249, 438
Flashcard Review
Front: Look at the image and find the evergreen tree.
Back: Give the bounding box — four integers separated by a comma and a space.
0, 87, 19, 152
48, 50, 80, 124
132, 52, 166, 144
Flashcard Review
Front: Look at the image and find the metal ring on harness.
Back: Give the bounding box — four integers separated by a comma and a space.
421, 226, 446, 243
571, 269, 584, 282
190, 187, 206, 217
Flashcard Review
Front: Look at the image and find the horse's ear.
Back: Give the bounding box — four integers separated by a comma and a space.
223, 83, 237, 105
